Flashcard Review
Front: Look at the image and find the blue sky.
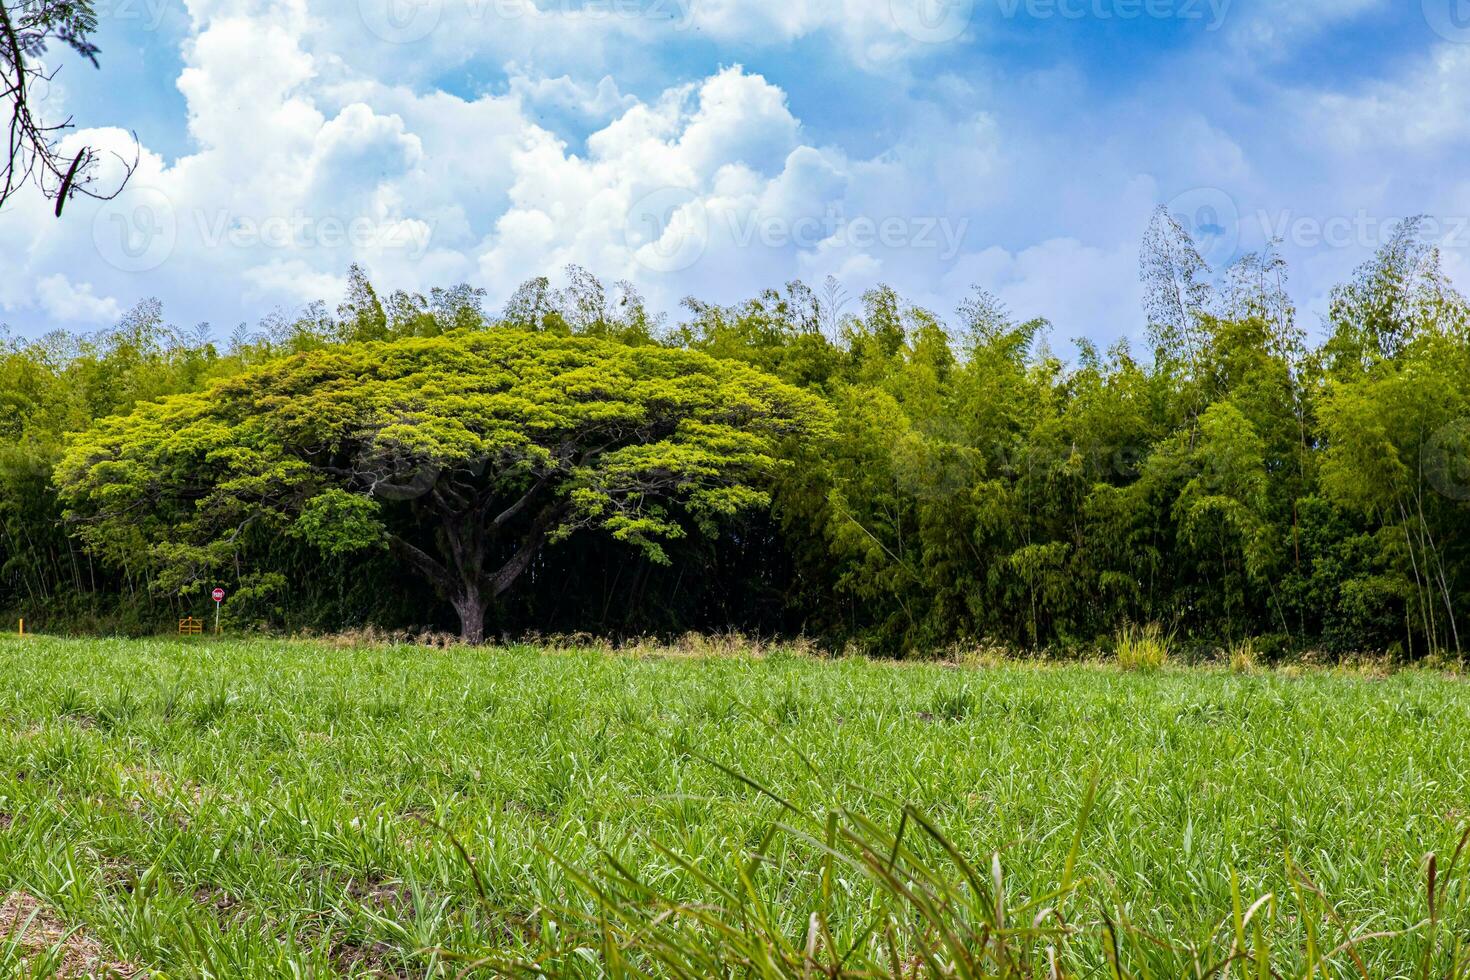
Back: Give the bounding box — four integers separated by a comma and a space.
3, 0, 1469, 351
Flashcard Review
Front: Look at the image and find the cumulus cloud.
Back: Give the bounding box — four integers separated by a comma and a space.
11, 0, 980, 335
0, 0, 1158, 349
943, 239, 1144, 347
336, 0, 976, 83
3, 0, 1461, 353
475, 66, 811, 296
34, 275, 124, 325
1308, 45, 1470, 152
1226, 0, 1387, 57
507, 73, 636, 123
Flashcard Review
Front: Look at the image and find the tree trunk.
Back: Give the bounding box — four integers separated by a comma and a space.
389, 500, 563, 645
452, 588, 487, 644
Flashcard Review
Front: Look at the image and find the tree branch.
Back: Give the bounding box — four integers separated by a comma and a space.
1, 0, 136, 212
388, 534, 454, 596
491, 473, 552, 529
489, 505, 563, 598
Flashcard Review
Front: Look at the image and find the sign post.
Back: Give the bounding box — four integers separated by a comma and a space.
212, 588, 225, 634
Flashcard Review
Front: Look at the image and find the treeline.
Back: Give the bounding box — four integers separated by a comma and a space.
4, 212, 1470, 658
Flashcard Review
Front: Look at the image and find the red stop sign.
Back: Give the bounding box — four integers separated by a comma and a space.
212, 588, 225, 602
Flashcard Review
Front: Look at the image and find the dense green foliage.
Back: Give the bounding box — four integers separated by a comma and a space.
4, 214, 1470, 655
3, 635, 1470, 975
54, 330, 827, 642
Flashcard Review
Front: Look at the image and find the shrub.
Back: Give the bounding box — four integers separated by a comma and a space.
1116, 623, 1171, 671
1228, 638, 1258, 673
926, 684, 976, 722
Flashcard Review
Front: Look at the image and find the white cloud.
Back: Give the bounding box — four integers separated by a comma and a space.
331, 0, 974, 85
240, 260, 346, 305
677, 0, 977, 64
9, 0, 1456, 353
476, 66, 813, 301
34, 275, 123, 325
1309, 45, 1470, 152
0, 0, 1117, 343
1226, 0, 1387, 58
943, 239, 1144, 347
507, 73, 636, 122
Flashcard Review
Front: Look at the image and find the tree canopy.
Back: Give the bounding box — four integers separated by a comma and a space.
4, 217, 1469, 658
55, 331, 831, 641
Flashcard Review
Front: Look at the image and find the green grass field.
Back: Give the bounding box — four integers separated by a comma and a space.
3, 635, 1470, 977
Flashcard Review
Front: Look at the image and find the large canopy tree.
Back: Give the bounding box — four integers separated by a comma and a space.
57, 330, 830, 641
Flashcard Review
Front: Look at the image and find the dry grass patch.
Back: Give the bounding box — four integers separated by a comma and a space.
1115, 622, 1172, 671
1, 891, 141, 978
119, 767, 207, 807
1228, 638, 1258, 673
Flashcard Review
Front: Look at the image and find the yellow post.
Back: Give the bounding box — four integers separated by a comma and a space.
17, 618, 22, 636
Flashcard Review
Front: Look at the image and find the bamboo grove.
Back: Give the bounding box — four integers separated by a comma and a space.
4, 212, 1469, 658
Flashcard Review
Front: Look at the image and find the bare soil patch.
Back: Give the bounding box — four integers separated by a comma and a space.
1, 891, 142, 978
